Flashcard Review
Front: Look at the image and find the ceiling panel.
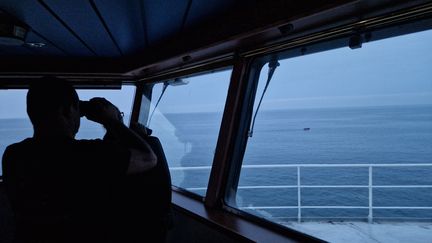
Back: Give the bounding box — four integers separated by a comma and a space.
93, 0, 147, 56
0, 0, 94, 56
43, 0, 121, 57
184, 0, 234, 30
143, 0, 190, 46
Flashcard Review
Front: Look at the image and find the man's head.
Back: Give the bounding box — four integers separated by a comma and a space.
27, 77, 80, 137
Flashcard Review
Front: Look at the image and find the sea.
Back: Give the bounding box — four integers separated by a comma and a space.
1, 104, 432, 222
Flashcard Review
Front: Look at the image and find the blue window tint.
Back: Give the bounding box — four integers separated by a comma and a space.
147, 69, 231, 196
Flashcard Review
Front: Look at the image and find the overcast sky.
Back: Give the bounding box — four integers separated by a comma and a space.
1, 29, 431, 119
153, 29, 432, 114
256, 29, 432, 110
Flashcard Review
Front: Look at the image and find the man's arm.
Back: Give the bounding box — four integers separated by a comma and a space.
84, 98, 157, 174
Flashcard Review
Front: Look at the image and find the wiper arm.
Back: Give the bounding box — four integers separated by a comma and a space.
248, 60, 280, 137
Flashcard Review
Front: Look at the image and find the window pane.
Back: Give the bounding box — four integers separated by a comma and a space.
147, 69, 231, 196
230, 30, 432, 242
76, 86, 135, 139
0, 90, 32, 176
0, 86, 135, 176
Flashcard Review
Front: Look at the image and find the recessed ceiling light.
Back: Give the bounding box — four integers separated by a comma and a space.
25, 42, 46, 48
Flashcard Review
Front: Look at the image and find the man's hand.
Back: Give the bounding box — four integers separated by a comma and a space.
83, 97, 123, 125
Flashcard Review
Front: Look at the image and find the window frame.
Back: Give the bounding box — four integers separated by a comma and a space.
136, 66, 235, 199
136, 60, 326, 241
131, 5, 432, 241
221, 7, 432, 237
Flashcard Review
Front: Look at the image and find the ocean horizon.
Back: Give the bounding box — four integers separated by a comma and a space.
1, 104, 432, 221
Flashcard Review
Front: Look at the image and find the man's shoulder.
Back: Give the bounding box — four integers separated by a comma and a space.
2, 138, 34, 166
4, 138, 33, 153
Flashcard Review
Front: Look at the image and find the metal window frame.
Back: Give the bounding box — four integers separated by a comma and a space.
219, 3, 432, 235
130, 3, 432, 241
135, 63, 236, 199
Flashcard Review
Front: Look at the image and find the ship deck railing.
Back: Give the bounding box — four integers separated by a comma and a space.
170, 163, 432, 223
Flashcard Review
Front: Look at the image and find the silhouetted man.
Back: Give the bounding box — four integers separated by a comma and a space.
2, 77, 157, 243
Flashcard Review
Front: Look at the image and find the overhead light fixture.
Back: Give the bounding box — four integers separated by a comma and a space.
0, 13, 29, 46
25, 42, 45, 48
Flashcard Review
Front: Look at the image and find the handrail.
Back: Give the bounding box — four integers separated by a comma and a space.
169, 163, 432, 222
170, 163, 432, 170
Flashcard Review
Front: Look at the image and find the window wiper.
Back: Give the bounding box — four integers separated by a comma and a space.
248, 60, 280, 137
147, 78, 188, 126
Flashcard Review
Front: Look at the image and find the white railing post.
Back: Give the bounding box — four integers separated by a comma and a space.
368, 166, 373, 223
297, 166, 301, 223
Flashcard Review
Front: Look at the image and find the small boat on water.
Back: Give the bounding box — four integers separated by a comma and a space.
304, 128, 311, 131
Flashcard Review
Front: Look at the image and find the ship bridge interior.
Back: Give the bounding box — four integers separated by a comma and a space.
1, 0, 432, 242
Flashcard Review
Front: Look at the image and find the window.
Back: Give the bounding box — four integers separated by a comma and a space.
75, 87, 136, 139
0, 90, 31, 176
228, 30, 432, 242
145, 69, 231, 196
0, 86, 135, 176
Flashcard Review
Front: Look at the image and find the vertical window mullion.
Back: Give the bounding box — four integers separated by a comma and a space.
205, 57, 258, 208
